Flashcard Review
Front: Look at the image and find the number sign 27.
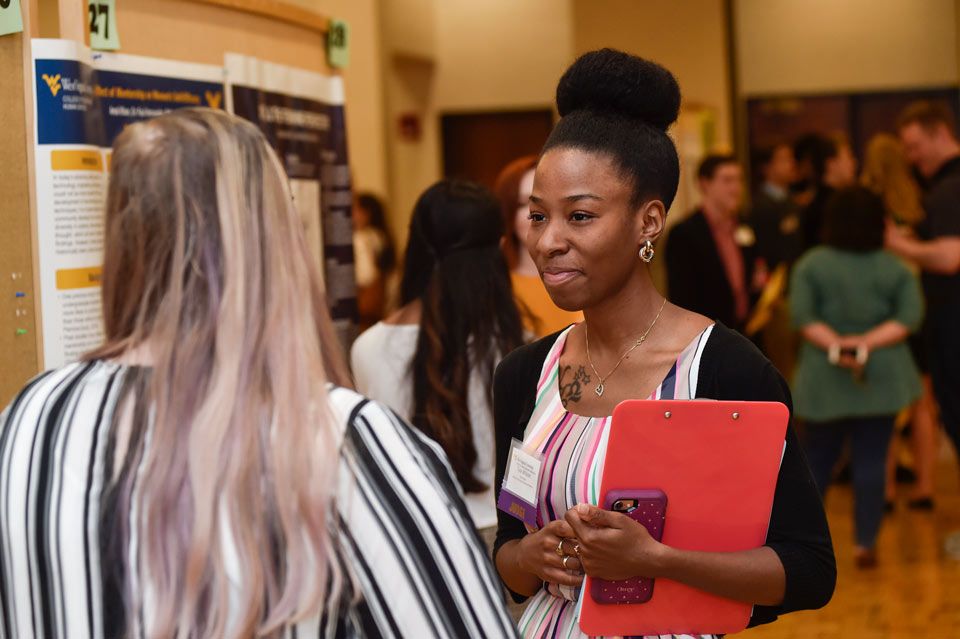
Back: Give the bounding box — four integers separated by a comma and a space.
88, 2, 109, 38
88, 0, 119, 50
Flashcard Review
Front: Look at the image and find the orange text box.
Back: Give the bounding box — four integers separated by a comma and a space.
51, 150, 103, 172
56, 266, 103, 290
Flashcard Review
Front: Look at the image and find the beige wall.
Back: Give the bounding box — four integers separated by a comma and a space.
288, 0, 388, 196
572, 0, 733, 150
434, 0, 573, 111
956, 0, 960, 69
381, 0, 437, 61
735, 0, 958, 95
379, 0, 439, 247
381, 55, 443, 248
380, 0, 574, 248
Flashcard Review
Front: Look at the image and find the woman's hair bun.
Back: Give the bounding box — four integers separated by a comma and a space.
556, 48, 680, 132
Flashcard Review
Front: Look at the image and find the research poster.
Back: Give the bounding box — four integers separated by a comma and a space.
31, 39, 224, 368
226, 54, 357, 346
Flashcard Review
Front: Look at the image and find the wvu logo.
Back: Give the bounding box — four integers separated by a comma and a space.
204, 90, 222, 109
42, 74, 62, 97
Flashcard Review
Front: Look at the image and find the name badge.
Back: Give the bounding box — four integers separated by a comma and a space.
497, 438, 543, 527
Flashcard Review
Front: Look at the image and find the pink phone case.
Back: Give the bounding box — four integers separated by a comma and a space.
590, 489, 667, 605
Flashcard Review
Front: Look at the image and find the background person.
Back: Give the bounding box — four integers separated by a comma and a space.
790, 187, 923, 568
494, 49, 835, 639
748, 142, 804, 375
794, 133, 858, 251
353, 192, 397, 329
666, 154, 762, 333
750, 142, 804, 270
887, 101, 960, 468
0, 109, 516, 639
495, 156, 583, 337
861, 133, 940, 509
351, 179, 526, 540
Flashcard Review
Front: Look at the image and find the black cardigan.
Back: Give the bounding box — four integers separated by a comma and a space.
492, 323, 835, 628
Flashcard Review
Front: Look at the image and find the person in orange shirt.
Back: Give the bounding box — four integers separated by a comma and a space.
495, 156, 583, 337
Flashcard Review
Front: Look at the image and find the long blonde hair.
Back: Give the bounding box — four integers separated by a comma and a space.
88, 108, 351, 638
861, 133, 924, 225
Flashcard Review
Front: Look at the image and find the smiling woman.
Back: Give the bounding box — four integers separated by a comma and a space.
492, 49, 836, 638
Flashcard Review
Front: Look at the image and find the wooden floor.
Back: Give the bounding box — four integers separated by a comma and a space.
743, 449, 960, 638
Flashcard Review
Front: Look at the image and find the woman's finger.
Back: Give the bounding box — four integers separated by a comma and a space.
543, 568, 584, 587
559, 554, 583, 573
542, 551, 583, 574
558, 537, 581, 556
544, 518, 576, 539
542, 531, 569, 558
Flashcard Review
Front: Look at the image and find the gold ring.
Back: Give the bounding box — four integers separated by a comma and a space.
556, 538, 566, 557
562, 555, 573, 570
573, 542, 581, 557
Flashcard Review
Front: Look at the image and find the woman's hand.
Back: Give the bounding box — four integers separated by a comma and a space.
835, 335, 868, 372
884, 217, 913, 253
514, 519, 584, 588
563, 503, 667, 581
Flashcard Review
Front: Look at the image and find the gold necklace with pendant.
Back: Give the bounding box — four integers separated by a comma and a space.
584, 297, 667, 398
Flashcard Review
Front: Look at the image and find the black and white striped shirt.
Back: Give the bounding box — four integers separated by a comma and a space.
0, 361, 517, 638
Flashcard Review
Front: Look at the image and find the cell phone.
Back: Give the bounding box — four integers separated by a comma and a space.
839, 347, 858, 358
590, 489, 667, 605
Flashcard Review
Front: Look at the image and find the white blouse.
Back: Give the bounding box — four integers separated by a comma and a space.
351, 322, 498, 530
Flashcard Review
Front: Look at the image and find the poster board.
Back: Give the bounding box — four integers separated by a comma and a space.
227, 54, 357, 343
30, 38, 225, 368
1, 0, 356, 403
0, 31, 41, 405
27, 41, 357, 371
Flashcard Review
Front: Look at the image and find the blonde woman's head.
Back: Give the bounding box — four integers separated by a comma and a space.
92, 108, 349, 638
861, 133, 924, 225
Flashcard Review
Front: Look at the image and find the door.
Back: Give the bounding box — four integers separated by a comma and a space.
441, 109, 554, 189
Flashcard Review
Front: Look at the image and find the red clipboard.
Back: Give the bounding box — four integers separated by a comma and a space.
579, 399, 789, 636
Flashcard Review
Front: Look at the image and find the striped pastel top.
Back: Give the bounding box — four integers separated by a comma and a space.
0, 361, 517, 639
516, 324, 717, 639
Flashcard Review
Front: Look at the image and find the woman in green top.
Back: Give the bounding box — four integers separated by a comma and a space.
790, 186, 923, 569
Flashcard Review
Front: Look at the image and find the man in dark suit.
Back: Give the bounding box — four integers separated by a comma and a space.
750, 143, 803, 270
794, 133, 857, 251
666, 154, 759, 332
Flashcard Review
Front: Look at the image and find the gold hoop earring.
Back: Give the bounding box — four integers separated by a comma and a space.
639, 240, 655, 263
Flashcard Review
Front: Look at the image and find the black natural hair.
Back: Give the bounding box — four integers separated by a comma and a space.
400, 179, 525, 493
697, 153, 739, 181
753, 142, 791, 171
542, 48, 682, 210
794, 133, 839, 186
356, 192, 396, 272
822, 186, 885, 252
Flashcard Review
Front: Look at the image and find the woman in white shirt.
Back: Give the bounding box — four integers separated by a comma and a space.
351, 180, 526, 540
353, 192, 398, 329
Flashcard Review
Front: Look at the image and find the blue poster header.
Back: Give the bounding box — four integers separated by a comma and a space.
36, 58, 224, 146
